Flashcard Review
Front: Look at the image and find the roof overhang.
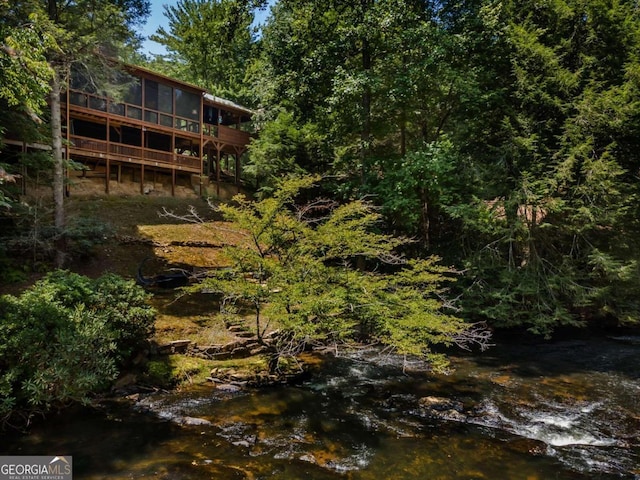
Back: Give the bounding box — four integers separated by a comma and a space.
203, 93, 253, 117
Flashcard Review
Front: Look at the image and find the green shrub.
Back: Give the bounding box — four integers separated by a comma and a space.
144, 357, 213, 388
145, 359, 174, 387
0, 270, 155, 426
91, 273, 156, 365
65, 216, 113, 260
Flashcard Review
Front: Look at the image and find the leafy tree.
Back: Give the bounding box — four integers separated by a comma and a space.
149, 0, 265, 103
453, 0, 640, 334
0, 1, 55, 210
244, 110, 326, 194
372, 140, 464, 248
0, 271, 155, 427
251, 0, 490, 239
2, 0, 146, 267
254, 0, 379, 180
0, 1, 53, 123
193, 176, 489, 373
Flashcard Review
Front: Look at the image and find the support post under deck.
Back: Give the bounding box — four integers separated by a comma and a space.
216, 148, 221, 197
106, 157, 110, 194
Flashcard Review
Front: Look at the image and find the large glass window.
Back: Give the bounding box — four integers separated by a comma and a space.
175, 89, 200, 120
69, 91, 88, 108
127, 106, 142, 120
110, 103, 125, 116
160, 114, 173, 128
70, 70, 88, 91
124, 80, 142, 106
158, 84, 173, 114
144, 111, 158, 124
144, 80, 158, 110
203, 106, 218, 124
89, 97, 106, 111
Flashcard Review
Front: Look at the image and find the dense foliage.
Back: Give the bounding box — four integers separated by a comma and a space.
148, 0, 264, 103
454, 0, 640, 333
165, 0, 639, 336
0, 0, 54, 210
2, 0, 640, 337
0, 271, 155, 427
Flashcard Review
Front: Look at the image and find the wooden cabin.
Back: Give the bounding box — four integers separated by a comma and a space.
7, 64, 253, 198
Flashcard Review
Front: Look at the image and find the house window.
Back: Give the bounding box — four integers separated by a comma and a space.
144, 80, 158, 110
144, 111, 158, 124
89, 96, 106, 111
158, 84, 173, 114
127, 106, 142, 120
160, 114, 173, 127
124, 80, 142, 106
69, 91, 88, 108
175, 89, 200, 120
203, 106, 218, 124
110, 103, 125, 116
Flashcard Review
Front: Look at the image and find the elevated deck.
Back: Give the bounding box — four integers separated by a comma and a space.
60, 64, 254, 196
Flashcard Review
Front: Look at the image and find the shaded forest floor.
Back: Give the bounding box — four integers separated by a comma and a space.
1, 186, 276, 388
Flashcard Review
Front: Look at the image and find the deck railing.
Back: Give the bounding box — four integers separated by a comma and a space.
67, 89, 250, 147
69, 134, 201, 171
70, 136, 108, 154
217, 125, 251, 145
110, 143, 142, 158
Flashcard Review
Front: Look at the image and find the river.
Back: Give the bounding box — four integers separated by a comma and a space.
1, 336, 638, 479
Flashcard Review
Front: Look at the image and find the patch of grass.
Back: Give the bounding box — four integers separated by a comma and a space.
210, 356, 269, 373
149, 291, 238, 346
153, 314, 237, 345
137, 222, 244, 245
67, 195, 217, 236
145, 354, 272, 388
145, 359, 175, 387
169, 356, 214, 385
145, 355, 215, 387
136, 221, 249, 268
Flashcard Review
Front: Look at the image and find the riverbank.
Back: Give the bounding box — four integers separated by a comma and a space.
66, 193, 293, 393
3, 192, 639, 398
0, 192, 286, 395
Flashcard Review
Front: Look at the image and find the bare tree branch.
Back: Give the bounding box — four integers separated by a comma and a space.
294, 197, 338, 223
450, 322, 493, 352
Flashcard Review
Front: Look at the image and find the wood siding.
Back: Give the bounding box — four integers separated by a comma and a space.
62, 66, 253, 184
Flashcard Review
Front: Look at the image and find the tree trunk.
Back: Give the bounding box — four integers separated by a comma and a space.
50, 69, 66, 268
360, 36, 371, 184
400, 114, 406, 157
255, 303, 262, 342
360, 0, 373, 184
419, 189, 430, 249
